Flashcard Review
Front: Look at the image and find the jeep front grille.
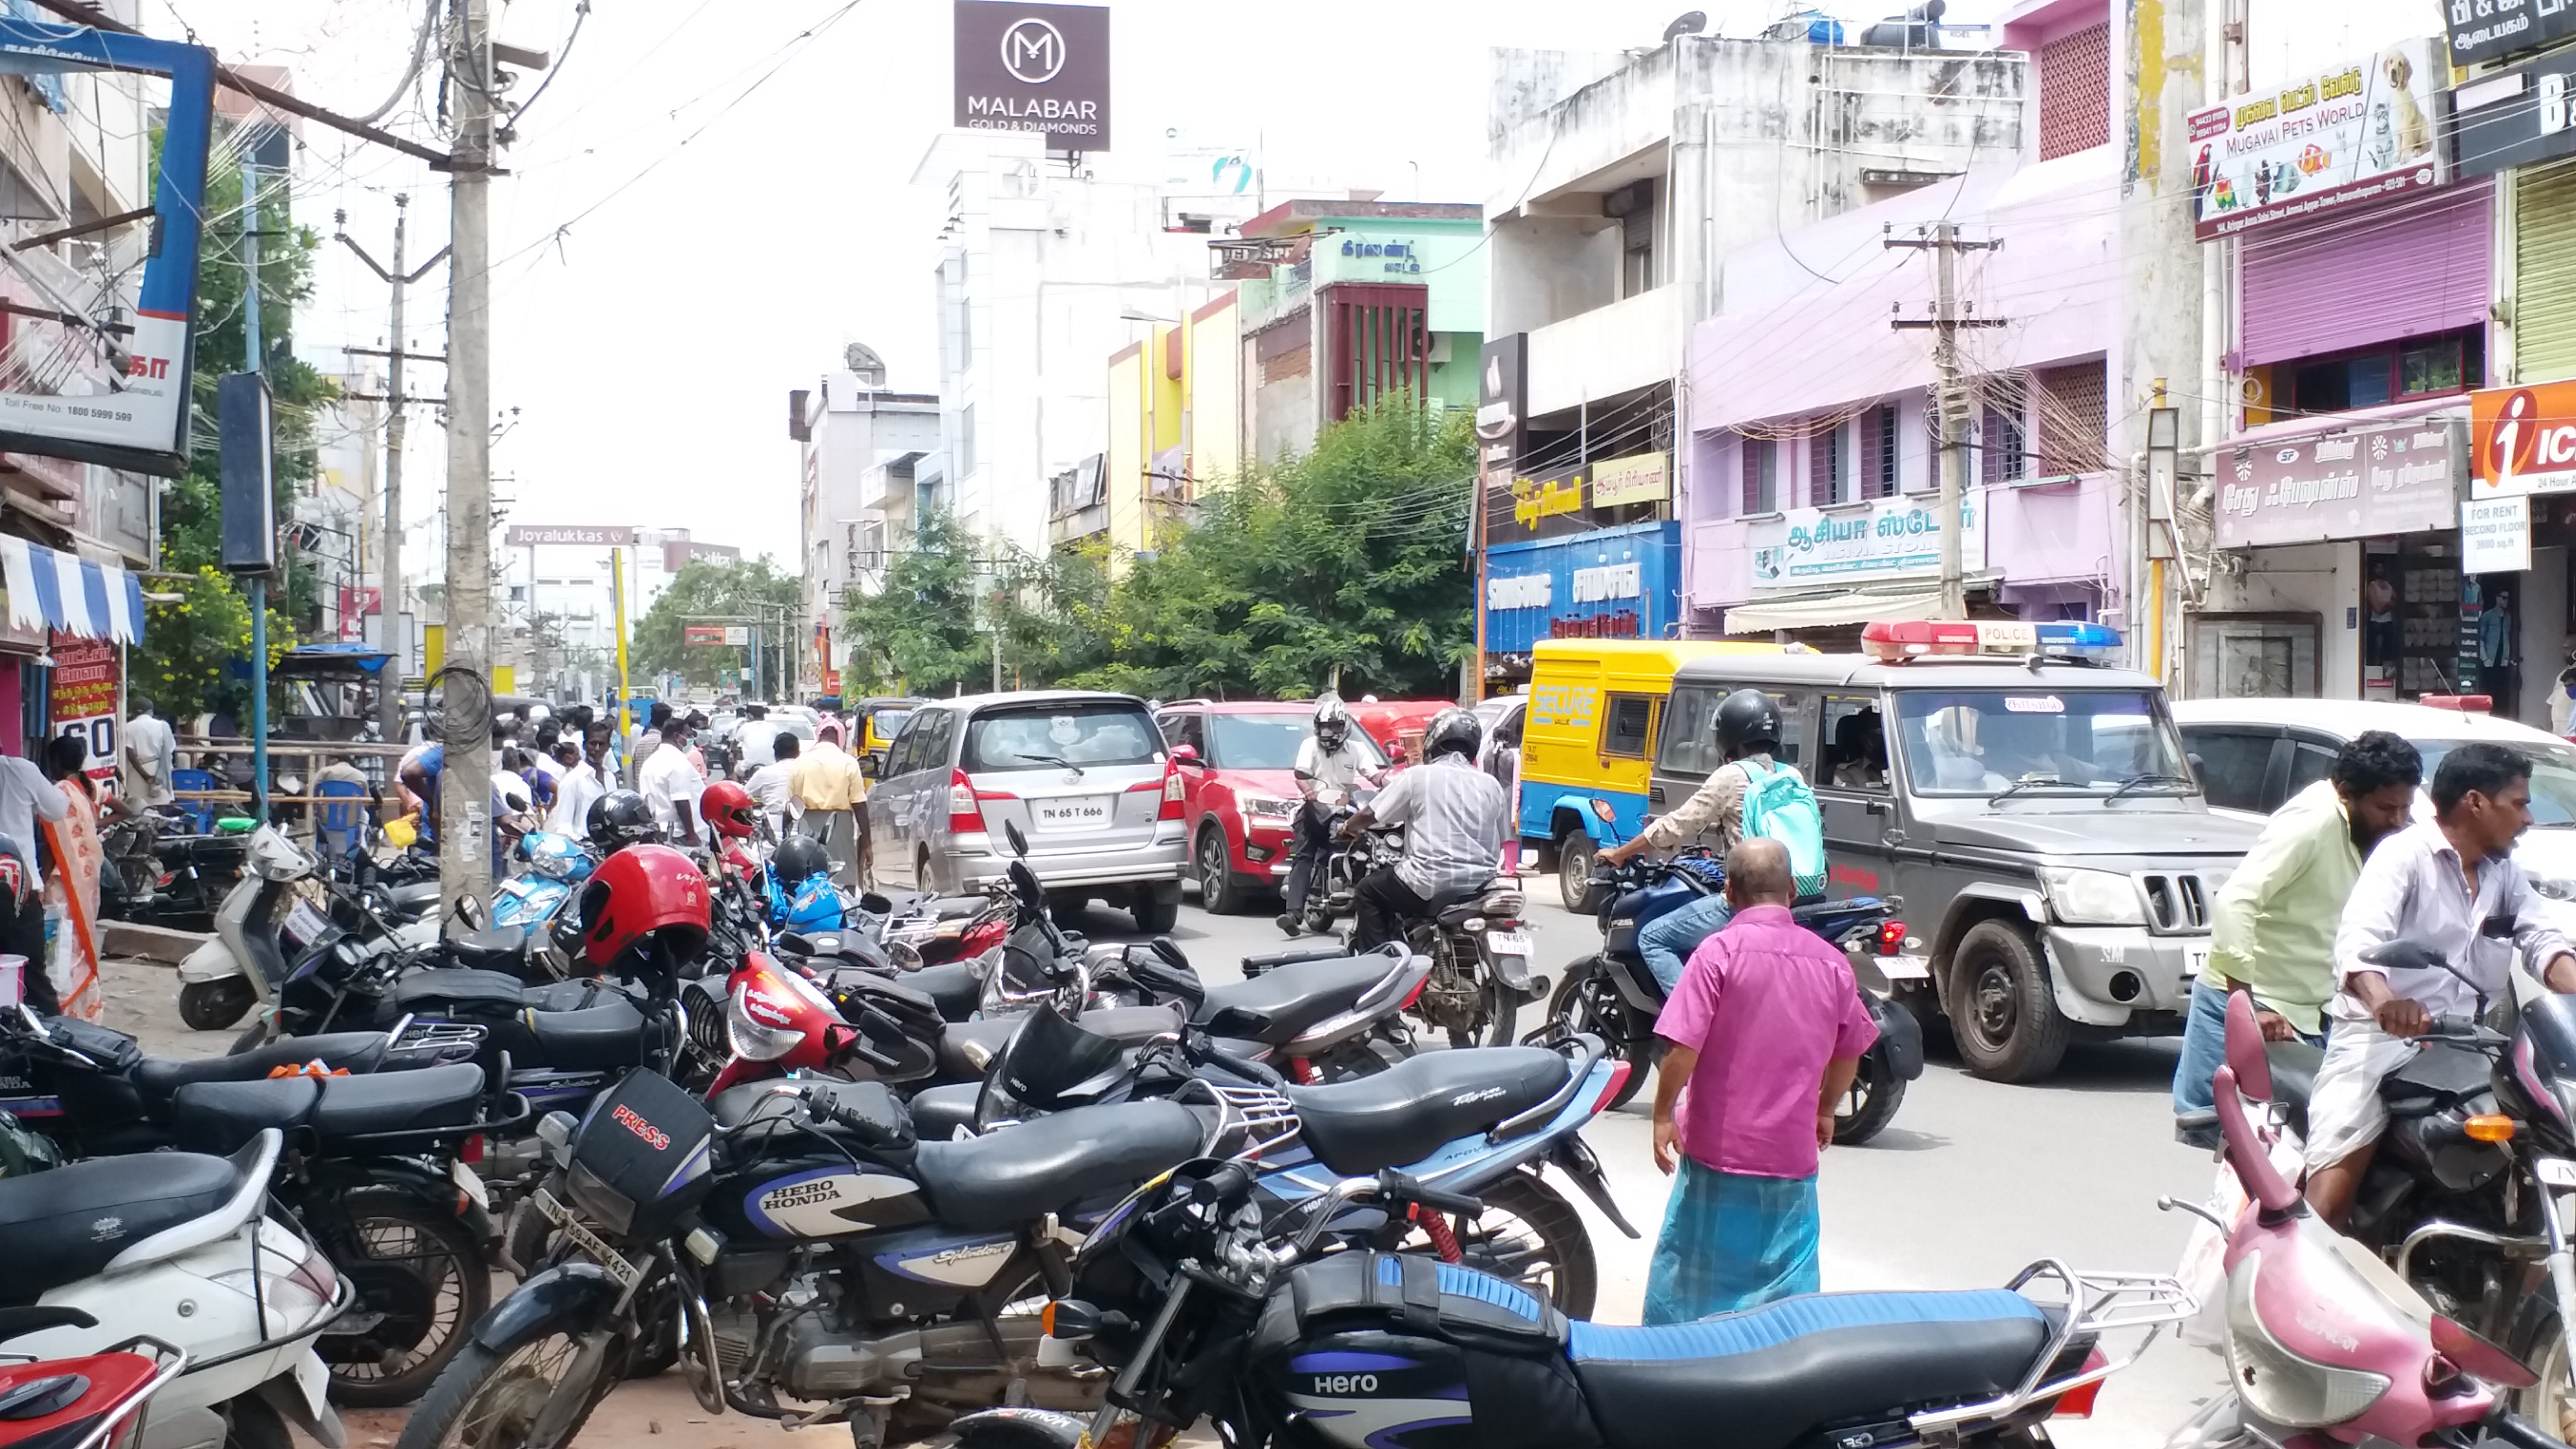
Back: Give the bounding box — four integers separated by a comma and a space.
2137, 873, 2212, 931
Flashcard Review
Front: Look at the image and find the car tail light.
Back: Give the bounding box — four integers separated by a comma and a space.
1877, 921, 1906, 955
2051, 1347, 2110, 1418
1125, 762, 1188, 821
949, 769, 1012, 834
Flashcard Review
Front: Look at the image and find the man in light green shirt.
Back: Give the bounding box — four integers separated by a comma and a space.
2171, 730, 2421, 1123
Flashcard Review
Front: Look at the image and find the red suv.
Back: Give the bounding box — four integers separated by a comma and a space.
1154, 700, 1389, 914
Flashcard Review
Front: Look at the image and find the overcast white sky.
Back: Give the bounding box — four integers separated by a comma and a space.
160, 0, 2433, 566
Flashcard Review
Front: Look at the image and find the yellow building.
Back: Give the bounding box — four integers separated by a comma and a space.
1101, 292, 1242, 566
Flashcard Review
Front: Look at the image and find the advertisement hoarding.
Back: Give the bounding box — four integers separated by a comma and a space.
505, 525, 637, 548
1747, 490, 1987, 589
2441, 0, 2576, 69
2213, 418, 2461, 547
2471, 381, 2576, 498
2187, 39, 2447, 240
1589, 452, 1670, 508
48, 634, 117, 790
954, 1, 1111, 151
2444, 46, 2576, 178
683, 624, 727, 647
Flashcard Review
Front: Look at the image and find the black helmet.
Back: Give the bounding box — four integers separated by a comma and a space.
1713, 689, 1783, 757
587, 789, 662, 853
771, 833, 832, 886
1422, 707, 1481, 762
1313, 692, 1351, 751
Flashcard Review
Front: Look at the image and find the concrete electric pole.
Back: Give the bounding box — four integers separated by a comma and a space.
1888, 222, 2004, 620
337, 195, 451, 741
440, 0, 497, 917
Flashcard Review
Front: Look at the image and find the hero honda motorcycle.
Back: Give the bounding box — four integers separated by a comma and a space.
2160, 990, 2576, 1449
943, 1146, 2190, 1449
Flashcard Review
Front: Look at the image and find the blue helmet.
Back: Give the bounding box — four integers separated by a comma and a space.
775, 875, 847, 933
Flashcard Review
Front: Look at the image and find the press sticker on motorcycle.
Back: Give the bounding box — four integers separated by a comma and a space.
2003, 695, 2065, 713
1049, 716, 1081, 746
612, 1104, 671, 1151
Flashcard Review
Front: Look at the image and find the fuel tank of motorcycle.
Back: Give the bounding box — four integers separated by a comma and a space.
717, 1157, 932, 1239
2500, 993, 2576, 1144
1604, 876, 1701, 959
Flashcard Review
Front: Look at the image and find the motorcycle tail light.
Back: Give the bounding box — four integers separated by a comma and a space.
1877, 921, 1906, 956
2051, 1347, 2110, 1418
1587, 1061, 1633, 1117
460, 1134, 485, 1164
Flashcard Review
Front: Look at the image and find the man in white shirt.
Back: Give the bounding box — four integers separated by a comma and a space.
746, 731, 801, 837
1280, 694, 1381, 936
547, 740, 603, 840
121, 700, 176, 807
637, 731, 705, 845
733, 705, 776, 773
0, 741, 68, 1011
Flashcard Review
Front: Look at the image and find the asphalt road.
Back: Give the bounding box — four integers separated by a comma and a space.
108, 883, 2233, 1449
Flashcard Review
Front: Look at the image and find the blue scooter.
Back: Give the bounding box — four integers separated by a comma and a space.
1537, 801, 1924, 1142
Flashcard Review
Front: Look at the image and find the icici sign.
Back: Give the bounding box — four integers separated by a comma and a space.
2472, 381, 2576, 499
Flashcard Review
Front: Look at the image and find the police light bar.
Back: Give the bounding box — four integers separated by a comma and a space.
1860, 619, 2122, 662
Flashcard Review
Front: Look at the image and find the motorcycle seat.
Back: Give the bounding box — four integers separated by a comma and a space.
1195, 954, 1395, 1043
131, 1031, 391, 1105
523, 1000, 651, 1071
1432, 882, 1516, 929
1238, 940, 1351, 978
391, 968, 533, 1016
1286, 1046, 1568, 1176
2265, 1039, 2323, 1130
907, 1082, 979, 1140
446, 927, 531, 972
519, 977, 632, 1012
387, 881, 442, 920
1566, 1290, 2056, 1449
937, 1005, 1182, 1079
902, 960, 983, 1021
911, 1098, 1203, 1232
0, 1151, 242, 1305
168, 1062, 486, 1154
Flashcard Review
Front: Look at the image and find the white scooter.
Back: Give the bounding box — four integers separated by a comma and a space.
2, 1128, 348, 1449
175, 828, 440, 1035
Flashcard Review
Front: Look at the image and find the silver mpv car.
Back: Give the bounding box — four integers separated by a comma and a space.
863, 690, 1188, 931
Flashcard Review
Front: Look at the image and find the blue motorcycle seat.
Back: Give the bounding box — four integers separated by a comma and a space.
1567, 1290, 2054, 1449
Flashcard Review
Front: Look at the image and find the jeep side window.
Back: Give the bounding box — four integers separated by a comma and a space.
1601, 693, 1655, 759
1820, 695, 1890, 792
1657, 686, 1723, 776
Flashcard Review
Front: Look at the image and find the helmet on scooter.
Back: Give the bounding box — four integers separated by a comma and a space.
1420, 707, 1481, 763
1313, 692, 1351, 752
576, 842, 709, 976
700, 780, 760, 840
779, 876, 849, 934
771, 833, 832, 887
588, 790, 661, 854
1713, 689, 1783, 758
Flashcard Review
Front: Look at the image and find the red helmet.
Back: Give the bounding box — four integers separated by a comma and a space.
701, 780, 760, 840
577, 843, 710, 973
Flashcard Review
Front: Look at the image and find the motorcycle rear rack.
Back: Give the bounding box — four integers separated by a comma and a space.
1177, 1081, 1300, 1161
1903, 1259, 2196, 1443
386, 1018, 489, 1064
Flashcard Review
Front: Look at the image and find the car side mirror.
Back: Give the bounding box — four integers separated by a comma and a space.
1170, 745, 1200, 767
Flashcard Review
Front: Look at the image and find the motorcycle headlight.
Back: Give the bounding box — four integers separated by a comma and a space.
2035, 866, 2146, 926
726, 981, 807, 1062
2225, 1252, 2392, 1427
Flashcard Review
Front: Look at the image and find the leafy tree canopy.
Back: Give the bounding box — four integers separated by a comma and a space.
630, 556, 802, 688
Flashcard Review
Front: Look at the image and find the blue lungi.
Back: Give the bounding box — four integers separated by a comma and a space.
1642, 1158, 1821, 1325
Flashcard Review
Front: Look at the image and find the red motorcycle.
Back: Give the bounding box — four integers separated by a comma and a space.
0, 1311, 184, 1449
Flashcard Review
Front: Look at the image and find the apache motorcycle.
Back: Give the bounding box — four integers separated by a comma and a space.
941, 1147, 2191, 1449
0, 1007, 520, 1407
1542, 841, 1922, 1141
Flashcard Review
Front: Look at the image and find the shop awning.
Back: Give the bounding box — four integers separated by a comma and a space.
0, 534, 144, 644
1723, 587, 1945, 634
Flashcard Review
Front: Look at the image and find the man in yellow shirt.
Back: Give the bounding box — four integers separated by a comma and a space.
792, 719, 866, 884
2171, 730, 2418, 1132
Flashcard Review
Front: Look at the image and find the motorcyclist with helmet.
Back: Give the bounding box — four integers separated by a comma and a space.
1334, 706, 1509, 951
1278, 692, 1386, 937
1599, 687, 1815, 993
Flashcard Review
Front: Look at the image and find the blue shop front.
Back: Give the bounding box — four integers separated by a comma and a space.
1481, 520, 1682, 683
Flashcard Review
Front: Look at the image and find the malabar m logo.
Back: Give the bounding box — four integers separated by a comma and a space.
1001, 18, 1067, 82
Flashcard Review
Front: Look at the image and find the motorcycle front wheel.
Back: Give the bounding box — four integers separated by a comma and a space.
398, 1330, 621, 1449
1544, 959, 1654, 1112
179, 976, 257, 1031
2512, 1290, 2575, 1441
321, 1197, 491, 1406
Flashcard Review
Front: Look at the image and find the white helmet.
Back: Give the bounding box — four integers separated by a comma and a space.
1313, 692, 1351, 751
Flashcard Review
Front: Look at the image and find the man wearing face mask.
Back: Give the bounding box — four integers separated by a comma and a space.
2170, 731, 2421, 1134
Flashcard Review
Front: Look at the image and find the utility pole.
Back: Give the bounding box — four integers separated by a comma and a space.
1889, 222, 2005, 620
441, 0, 497, 917
243, 150, 268, 827
337, 195, 451, 741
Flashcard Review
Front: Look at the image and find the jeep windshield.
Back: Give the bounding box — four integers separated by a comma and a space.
1893, 688, 2193, 798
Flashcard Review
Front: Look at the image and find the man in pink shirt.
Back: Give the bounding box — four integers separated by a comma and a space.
1645, 838, 1878, 1323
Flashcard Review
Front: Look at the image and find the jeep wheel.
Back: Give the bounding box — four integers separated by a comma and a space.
1555, 831, 1595, 913
1949, 921, 2070, 1083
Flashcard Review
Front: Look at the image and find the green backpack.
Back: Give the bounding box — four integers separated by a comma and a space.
0, 1112, 59, 1178
1737, 757, 1828, 899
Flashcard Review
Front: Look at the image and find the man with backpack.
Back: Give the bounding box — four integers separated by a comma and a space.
1598, 688, 1827, 993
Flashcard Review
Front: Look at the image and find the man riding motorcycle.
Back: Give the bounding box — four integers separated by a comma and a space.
1334, 707, 1509, 951
1278, 692, 1385, 937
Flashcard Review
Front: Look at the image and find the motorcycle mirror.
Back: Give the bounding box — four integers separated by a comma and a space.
1150, 936, 1190, 970
2360, 939, 2446, 976
2220, 989, 2274, 1103
1003, 821, 1030, 858
2430, 1315, 2540, 1389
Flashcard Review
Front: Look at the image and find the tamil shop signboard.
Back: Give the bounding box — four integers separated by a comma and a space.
2189, 39, 2447, 239
2446, 46, 2576, 177
2442, 0, 2576, 69
1481, 522, 1678, 652
1746, 491, 1985, 589
2213, 418, 2462, 547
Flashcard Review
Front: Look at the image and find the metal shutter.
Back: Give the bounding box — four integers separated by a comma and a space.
2239, 181, 2492, 367
2518, 162, 2576, 383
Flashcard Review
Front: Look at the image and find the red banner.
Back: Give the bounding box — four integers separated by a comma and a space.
683, 624, 728, 647
47, 633, 117, 790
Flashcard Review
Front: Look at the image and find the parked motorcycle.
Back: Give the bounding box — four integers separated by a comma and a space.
0, 1128, 349, 1449
1298, 793, 1529, 1048
0, 1316, 184, 1449
1542, 842, 1921, 1141
2168, 991, 2576, 1449
100, 808, 245, 935
175, 829, 441, 1033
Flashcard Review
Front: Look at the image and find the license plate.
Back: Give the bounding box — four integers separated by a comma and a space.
1036, 798, 1111, 830
2540, 1157, 2576, 1191
532, 1187, 641, 1289
2182, 943, 2210, 978
1880, 954, 1933, 981
283, 901, 330, 946
1486, 929, 1532, 957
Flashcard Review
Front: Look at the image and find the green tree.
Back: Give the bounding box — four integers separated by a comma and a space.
839, 512, 995, 695
631, 556, 803, 688
130, 134, 329, 718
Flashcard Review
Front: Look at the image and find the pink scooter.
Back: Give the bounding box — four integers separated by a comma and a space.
2165, 992, 2564, 1449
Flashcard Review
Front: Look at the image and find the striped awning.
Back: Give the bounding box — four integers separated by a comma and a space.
0, 535, 143, 644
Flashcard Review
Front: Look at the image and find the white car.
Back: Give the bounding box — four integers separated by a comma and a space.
2170, 697, 2576, 917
